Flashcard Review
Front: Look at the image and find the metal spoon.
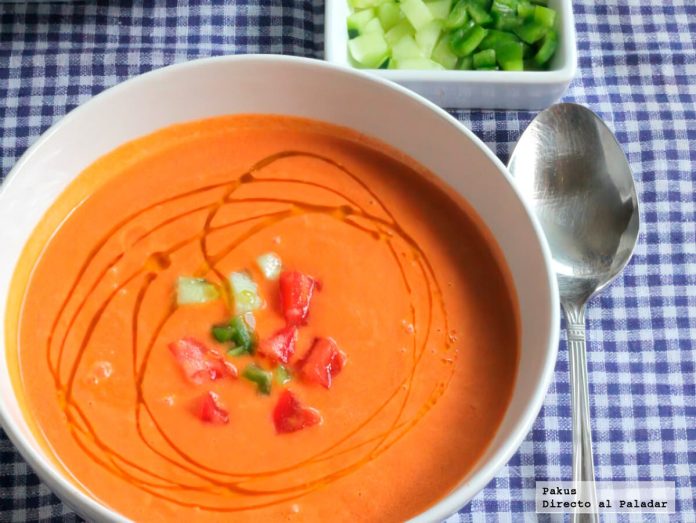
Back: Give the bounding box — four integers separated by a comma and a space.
508, 103, 640, 522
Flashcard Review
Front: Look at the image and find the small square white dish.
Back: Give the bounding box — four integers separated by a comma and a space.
324, 0, 577, 110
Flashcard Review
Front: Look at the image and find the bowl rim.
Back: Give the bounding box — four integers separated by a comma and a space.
324, 0, 577, 85
0, 54, 559, 522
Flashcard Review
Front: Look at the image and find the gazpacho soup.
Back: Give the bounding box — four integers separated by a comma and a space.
8, 115, 519, 522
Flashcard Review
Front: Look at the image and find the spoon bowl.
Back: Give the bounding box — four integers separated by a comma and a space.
509, 103, 640, 303
508, 103, 640, 521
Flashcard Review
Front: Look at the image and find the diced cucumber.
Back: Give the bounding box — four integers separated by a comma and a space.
349, 31, 390, 68
349, 0, 381, 8
347, 9, 375, 39
363, 17, 385, 35
385, 19, 415, 46
256, 252, 282, 280
432, 36, 458, 68
391, 34, 424, 61
473, 48, 497, 68
400, 0, 435, 30
229, 271, 262, 314
426, 0, 452, 20
395, 57, 446, 70
176, 277, 220, 305
415, 20, 443, 57
378, 2, 402, 31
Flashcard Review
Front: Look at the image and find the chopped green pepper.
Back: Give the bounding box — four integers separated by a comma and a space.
513, 20, 547, 43
467, 2, 493, 26
496, 40, 524, 70
533, 29, 558, 65
458, 55, 474, 69
473, 48, 497, 68
517, 1, 535, 20
533, 5, 556, 28
479, 28, 520, 49
211, 324, 235, 343
449, 23, 487, 56
242, 364, 273, 395
445, 0, 470, 29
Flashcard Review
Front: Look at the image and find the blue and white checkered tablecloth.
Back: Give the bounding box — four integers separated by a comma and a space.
1, 1, 694, 521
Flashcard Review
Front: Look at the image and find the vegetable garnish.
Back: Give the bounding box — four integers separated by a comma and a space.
256, 252, 283, 280
279, 270, 317, 326
297, 337, 347, 389
212, 313, 257, 356
176, 277, 219, 305
197, 391, 230, 425
275, 365, 292, 385
347, 0, 559, 71
168, 338, 238, 384
273, 390, 322, 434
258, 325, 298, 364
229, 271, 263, 314
242, 364, 273, 395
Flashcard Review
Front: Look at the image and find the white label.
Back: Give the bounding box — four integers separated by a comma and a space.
536, 481, 675, 514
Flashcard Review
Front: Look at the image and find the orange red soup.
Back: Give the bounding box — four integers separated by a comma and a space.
11, 115, 518, 521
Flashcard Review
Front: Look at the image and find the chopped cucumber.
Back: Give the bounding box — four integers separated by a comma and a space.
378, 2, 402, 31
349, 31, 390, 68
229, 271, 262, 314
458, 55, 474, 69
427, 0, 452, 20
347, 9, 375, 39
391, 34, 424, 61
395, 57, 446, 70
256, 252, 282, 280
415, 20, 443, 57
363, 17, 385, 35
400, 0, 435, 30
176, 277, 219, 305
385, 19, 415, 45
432, 36, 458, 68
349, 0, 381, 8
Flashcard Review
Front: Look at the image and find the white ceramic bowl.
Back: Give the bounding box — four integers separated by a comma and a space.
325, 0, 577, 110
0, 55, 559, 522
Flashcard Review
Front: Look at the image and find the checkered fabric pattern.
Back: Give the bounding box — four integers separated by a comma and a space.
1, 1, 694, 521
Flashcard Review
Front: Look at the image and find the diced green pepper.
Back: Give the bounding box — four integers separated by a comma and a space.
517, 1, 535, 19
533, 28, 558, 65
212, 324, 234, 343
473, 48, 497, 68
445, 0, 470, 29
467, 2, 493, 26
492, 12, 523, 31
491, 0, 517, 16
533, 5, 556, 28
476, 65, 500, 70
479, 28, 519, 50
496, 40, 524, 70
228, 314, 256, 355
243, 364, 273, 395
458, 55, 474, 69
513, 20, 547, 43
449, 23, 487, 56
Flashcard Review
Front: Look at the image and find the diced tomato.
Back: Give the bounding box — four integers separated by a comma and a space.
258, 325, 299, 364
273, 390, 322, 434
168, 337, 237, 384
279, 271, 317, 326
197, 391, 230, 425
296, 337, 347, 389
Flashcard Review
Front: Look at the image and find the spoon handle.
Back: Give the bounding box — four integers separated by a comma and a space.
562, 302, 599, 523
